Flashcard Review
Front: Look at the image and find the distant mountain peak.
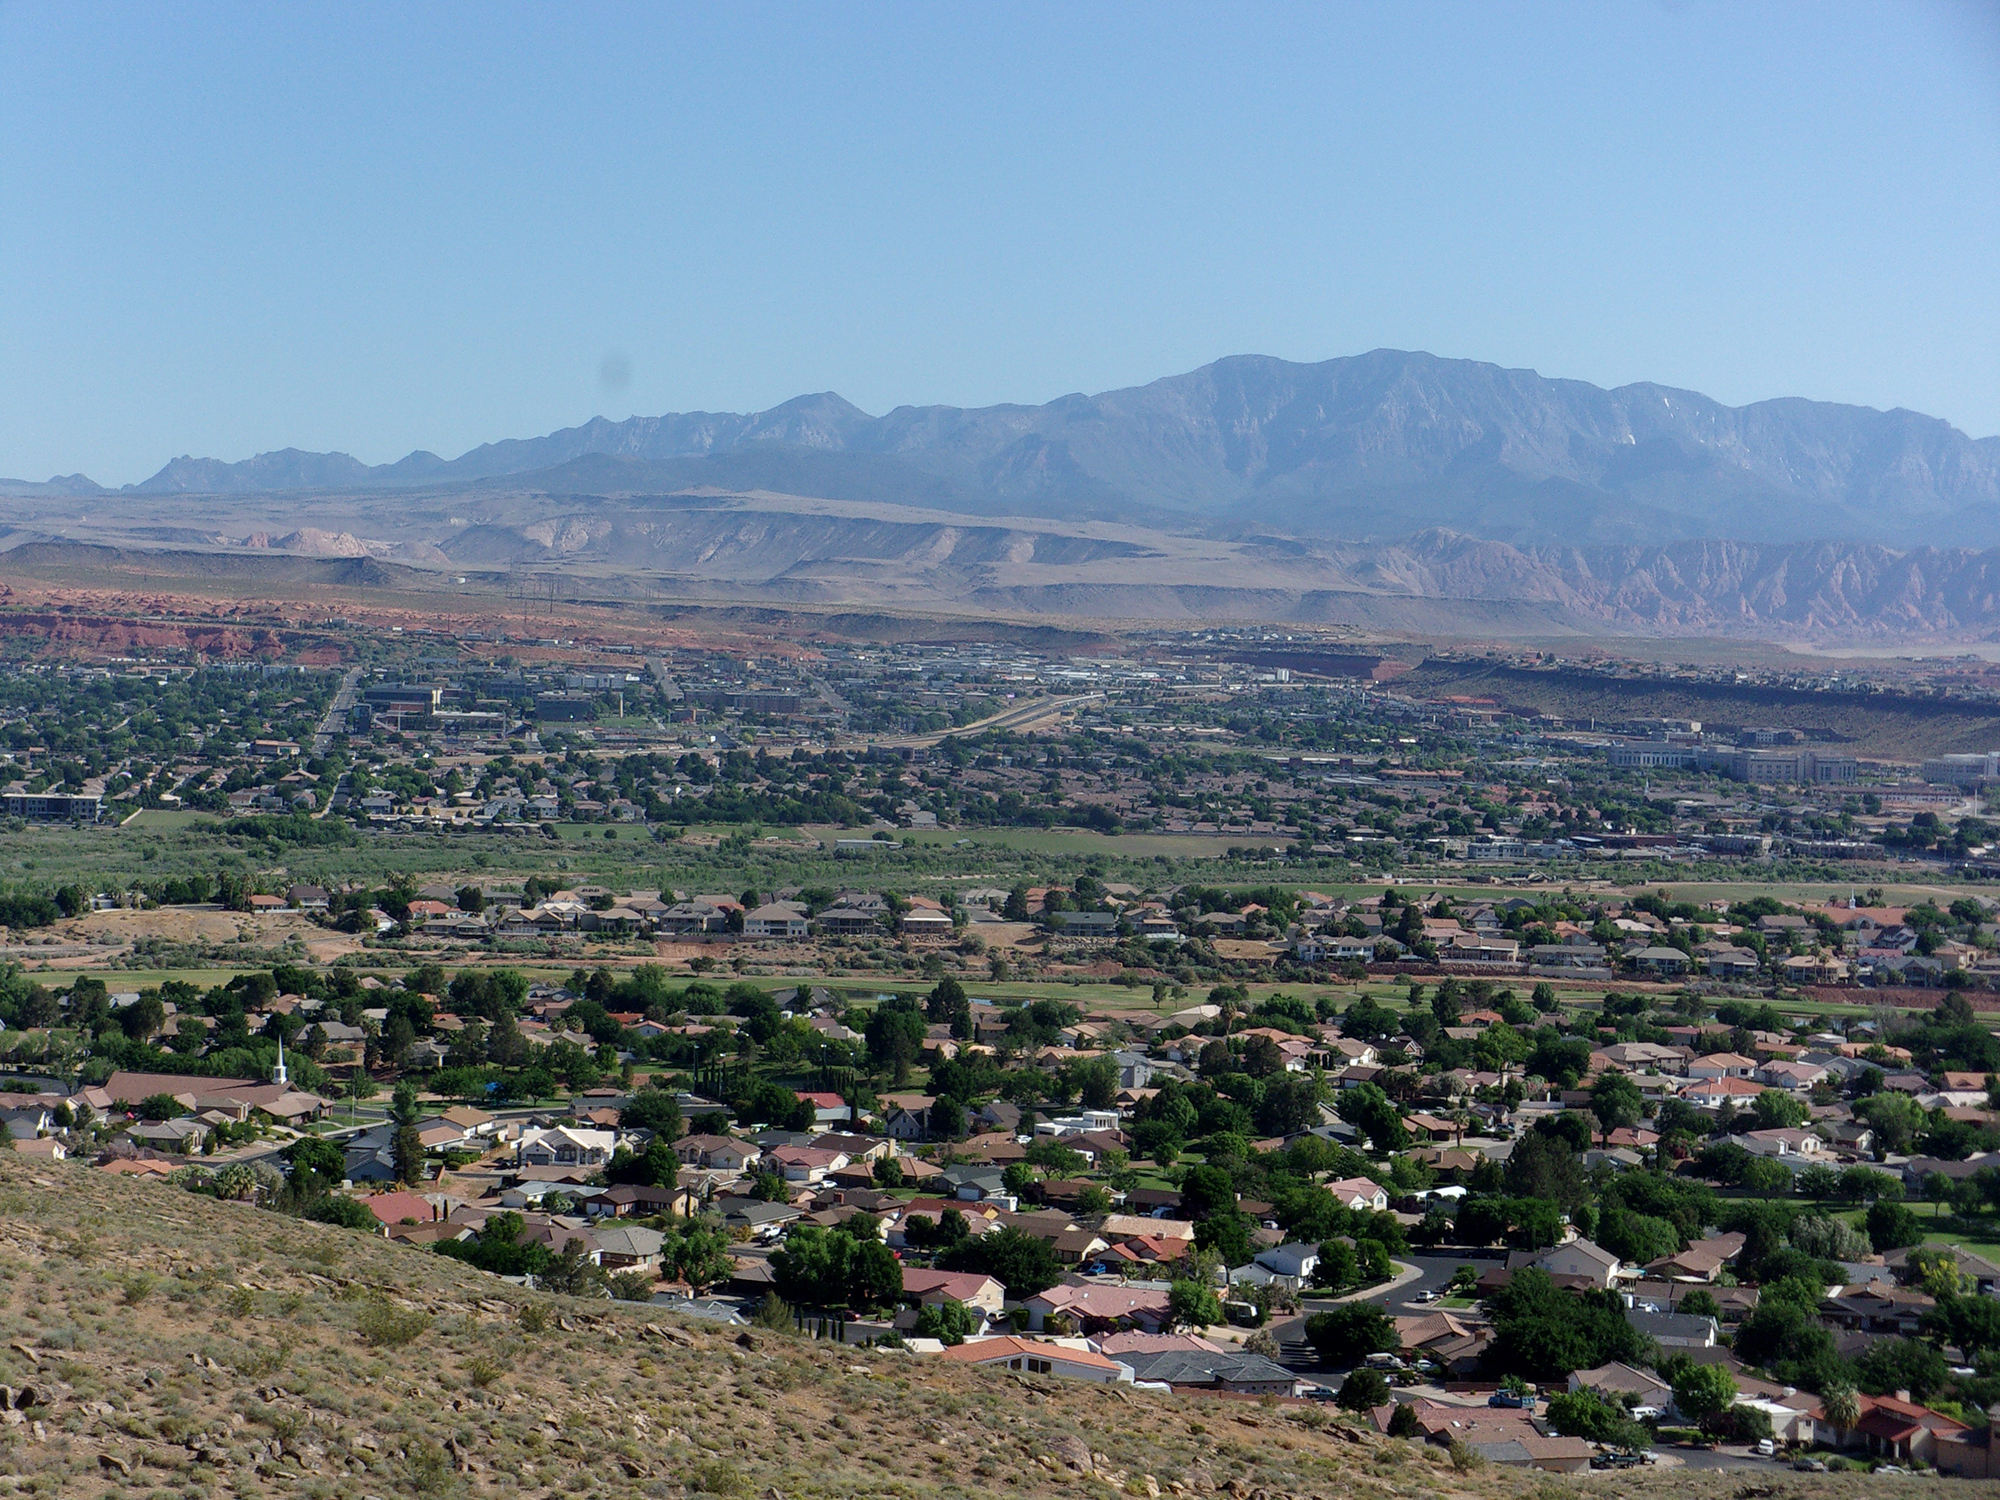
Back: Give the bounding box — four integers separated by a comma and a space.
64, 350, 2000, 548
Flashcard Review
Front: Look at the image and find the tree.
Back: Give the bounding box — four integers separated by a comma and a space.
1545, 1387, 1650, 1450
390, 1081, 425, 1186
1751, 1089, 1809, 1131
1595, 1207, 1680, 1266
771, 1225, 896, 1311
1336, 1083, 1408, 1154
606, 1140, 681, 1189
1255, 1075, 1324, 1138
1856, 1092, 1926, 1154
1741, 1157, 1795, 1196
1929, 1293, 2000, 1363
1194, 1209, 1254, 1267
1732, 1297, 1848, 1393
938, 1226, 1060, 1297
1680, 1287, 1721, 1321
1387, 1401, 1422, 1437
1169, 1279, 1224, 1331
1504, 1131, 1587, 1212
620, 1087, 684, 1140
1789, 1214, 1869, 1262
1590, 1072, 1643, 1145
864, 1005, 928, 1083
1820, 1382, 1861, 1436
119, 991, 167, 1042
1671, 1362, 1738, 1437
657, 1219, 732, 1291
304, 1194, 380, 1230
1486, 1269, 1643, 1382
1178, 1164, 1238, 1221
1866, 1199, 1924, 1253
925, 977, 967, 1023
538, 1237, 606, 1298
283, 1134, 346, 1192
913, 1298, 973, 1346
1856, 1337, 1947, 1403
1305, 1303, 1398, 1366
1337, 1368, 1391, 1410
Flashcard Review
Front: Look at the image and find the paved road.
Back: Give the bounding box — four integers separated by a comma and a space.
1664, 1444, 1780, 1472
1268, 1255, 1492, 1369
312, 666, 365, 757
1356, 1253, 1477, 1311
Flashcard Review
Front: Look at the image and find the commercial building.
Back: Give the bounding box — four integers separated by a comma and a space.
1604, 742, 1695, 770
1923, 753, 2000, 789
1697, 747, 1858, 785
2, 790, 102, 822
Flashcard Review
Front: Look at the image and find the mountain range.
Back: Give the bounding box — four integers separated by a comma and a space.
10, 349, 1999, 549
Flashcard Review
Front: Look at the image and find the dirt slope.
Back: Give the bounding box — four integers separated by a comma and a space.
0, 1160, 1934, 1500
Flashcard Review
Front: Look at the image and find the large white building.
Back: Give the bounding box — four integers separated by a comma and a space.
1923, 753, 2000, 789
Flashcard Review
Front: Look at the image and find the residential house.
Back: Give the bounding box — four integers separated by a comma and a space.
1935, 1405, 2000, 1479
901, 1269, 1007, 1320
742, 901, 810, 940
128, 1117, 206, 1152
1518, 1237, 1620, 1288
765, 1146, 848, 1184
1024, 1282, 1172, 1334
934, 1336, 1131, 1383
1756, 1059, 1828, 1092
1117, 1347, 1305, 1396
1687, 1052, 1759, 1080
1842, 1392, 1970, 1467
673, 1134, 759, 1173
592, 1225, 667, 1271
519, 1127, 618, 1168
1568, 1361, 1672, 1414
1628, 1310, 1717, 1348
796, 1091, 853, 1125
1645, 1232, 1745, 1284
1252, 1242, 1319, 1283
1325, 1177, 1390, 1213
1395, 1402, 1595, 1472
1737, 1128, 1825, 1161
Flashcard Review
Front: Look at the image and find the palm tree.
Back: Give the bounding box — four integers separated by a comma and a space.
1821, 1382, 1860, 1440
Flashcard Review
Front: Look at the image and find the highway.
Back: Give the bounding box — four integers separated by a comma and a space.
914, 692, 1104, 745
312, 666, 365, 757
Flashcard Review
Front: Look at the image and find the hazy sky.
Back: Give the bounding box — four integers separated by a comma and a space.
4, 2, 1998, 485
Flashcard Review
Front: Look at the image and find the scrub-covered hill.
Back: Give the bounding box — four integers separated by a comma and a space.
0, 1159, 1910, 1500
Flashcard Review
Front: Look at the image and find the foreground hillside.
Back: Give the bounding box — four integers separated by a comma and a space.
0, 1163, 1936, 1500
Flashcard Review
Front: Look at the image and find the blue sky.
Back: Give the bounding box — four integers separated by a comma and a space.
3, 2, 1997, 485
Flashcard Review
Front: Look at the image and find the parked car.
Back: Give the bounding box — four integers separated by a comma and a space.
1792, 1458, 1827, 1473
1413, 1288, 1440, 1303
1753, 1439, 1776, 1457
1591, 1452, 1646, 1470
1302, 1386, 1337, 1403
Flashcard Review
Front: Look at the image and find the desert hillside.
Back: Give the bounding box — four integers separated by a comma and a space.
0, 1160, 1923, 1500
